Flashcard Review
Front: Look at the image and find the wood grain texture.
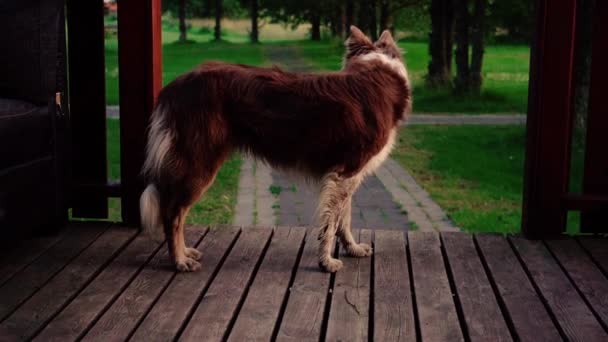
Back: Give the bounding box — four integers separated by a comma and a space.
81, 227, 206, 342
326, 229, 372, 342
228, 227, 306, 342
34, 230, 163, 341
179, 227, 273, 342
0, 226, 136, 340
546, 239, 608, 328
0, 222, 108, 321
0, 228, 68, 286
441, 233, 511, 341
276, 229, 332, 341
475, 234, 561, 341
408, 231, 464, 342
578, 238, 608, 274
373, 230, 415, 342
129, 226, 238, 341
511, 236, 607, 341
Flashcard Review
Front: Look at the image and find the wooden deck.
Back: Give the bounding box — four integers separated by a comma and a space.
0, 223, 606, 341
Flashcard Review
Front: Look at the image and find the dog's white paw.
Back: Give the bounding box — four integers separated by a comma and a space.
320, 257, 343, 273
185, 247, 202, 260
176, 257, 202, 272
346, 243, 373, 257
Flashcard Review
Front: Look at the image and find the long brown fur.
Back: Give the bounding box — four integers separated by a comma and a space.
140, 26, 412, 272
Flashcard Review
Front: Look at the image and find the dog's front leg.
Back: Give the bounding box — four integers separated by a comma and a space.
318, 219, 342, 272
338, 197, 373, 257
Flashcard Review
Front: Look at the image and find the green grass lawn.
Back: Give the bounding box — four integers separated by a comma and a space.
392, 125, 583, 233
295, 40, 530, 114
105, 32, 266, 105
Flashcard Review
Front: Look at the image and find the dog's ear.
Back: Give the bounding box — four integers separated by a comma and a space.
375, 29, 403, 59
345, 25, 374, 58
375, 30, 396, 47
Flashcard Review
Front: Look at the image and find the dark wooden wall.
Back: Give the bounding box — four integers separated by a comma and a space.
118, 0, 163, 225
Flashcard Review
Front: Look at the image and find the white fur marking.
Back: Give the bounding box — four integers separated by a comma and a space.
360, 52, 410, 86
361, 128, 397, 177
359, 52, 412, 120
143, 105, 173, 178
140, 184, 164, 242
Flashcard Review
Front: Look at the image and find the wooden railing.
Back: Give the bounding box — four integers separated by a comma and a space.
67, 0, 161, 226
523, 0, 608, 237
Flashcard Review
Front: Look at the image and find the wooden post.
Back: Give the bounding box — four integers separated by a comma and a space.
522, 0, 577, 238
118, 0, 163, 226
66, 0, 108, 218
581, 1, 608, 233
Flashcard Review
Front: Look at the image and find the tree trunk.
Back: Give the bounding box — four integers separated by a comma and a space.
369, 0, 378, 41
379, 0, 394, 34
250, 0, 258, 43
453, 0, 470, 94
356, 0, 369, 35
203, 0, 212, 17
311, 13, 321, 41
345, 0, 354, 34
179, 0, 187, 42
214, 0, 222, 41
331, 3, 343, 38
469, 0, 486, 94
427, 0, 454, 87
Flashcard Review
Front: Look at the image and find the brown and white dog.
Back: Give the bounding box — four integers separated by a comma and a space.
139, 26, 412, 273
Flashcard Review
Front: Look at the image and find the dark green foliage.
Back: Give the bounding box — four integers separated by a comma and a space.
487, 0, 535, 43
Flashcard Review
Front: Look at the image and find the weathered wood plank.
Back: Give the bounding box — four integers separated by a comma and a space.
441, 233, 511, 341
34, 230, 165, 341
179, 227, 273, 342
546, 239, 608, 328
373, 230, 415, 342
0, 222, 108, 321
475, 234, 560, 341
326, 229, 372, 342
511, 236, 607, 341
409, 231, 464, 342
0, 228, 69, 286
276, 229, 332, 341
0, 226, 137, 340
228, 227, 306, 342
82, 227, 206, 342
129, 226, 239, 341
578, 238, 608, 274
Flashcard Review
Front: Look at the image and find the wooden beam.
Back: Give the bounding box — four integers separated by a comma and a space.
118, 0, 163, 225
522, 0, 578, 238
66, 0, 108, 218
581, 1, 608, 233
563, 194, 608, 212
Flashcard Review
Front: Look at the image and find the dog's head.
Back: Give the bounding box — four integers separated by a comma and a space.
343, 26, 409, 84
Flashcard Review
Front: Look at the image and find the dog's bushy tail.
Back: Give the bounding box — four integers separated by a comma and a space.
140, 184, 164, 242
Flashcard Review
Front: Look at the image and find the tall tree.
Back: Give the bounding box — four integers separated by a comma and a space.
453, 0, 486, 94
345, 0, 355, 36
250, 0, 259, 43
379, 0, 393, 34
469, 0, 485, 92
427, 0, 453, 87
311, 12, 321, 40
178, 0, 188, 42
369, 0, 378, 40
214, 0, 222, 41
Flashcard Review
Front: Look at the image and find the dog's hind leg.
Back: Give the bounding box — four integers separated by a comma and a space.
317, 172, 352, 272
162, 167, 221, 272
